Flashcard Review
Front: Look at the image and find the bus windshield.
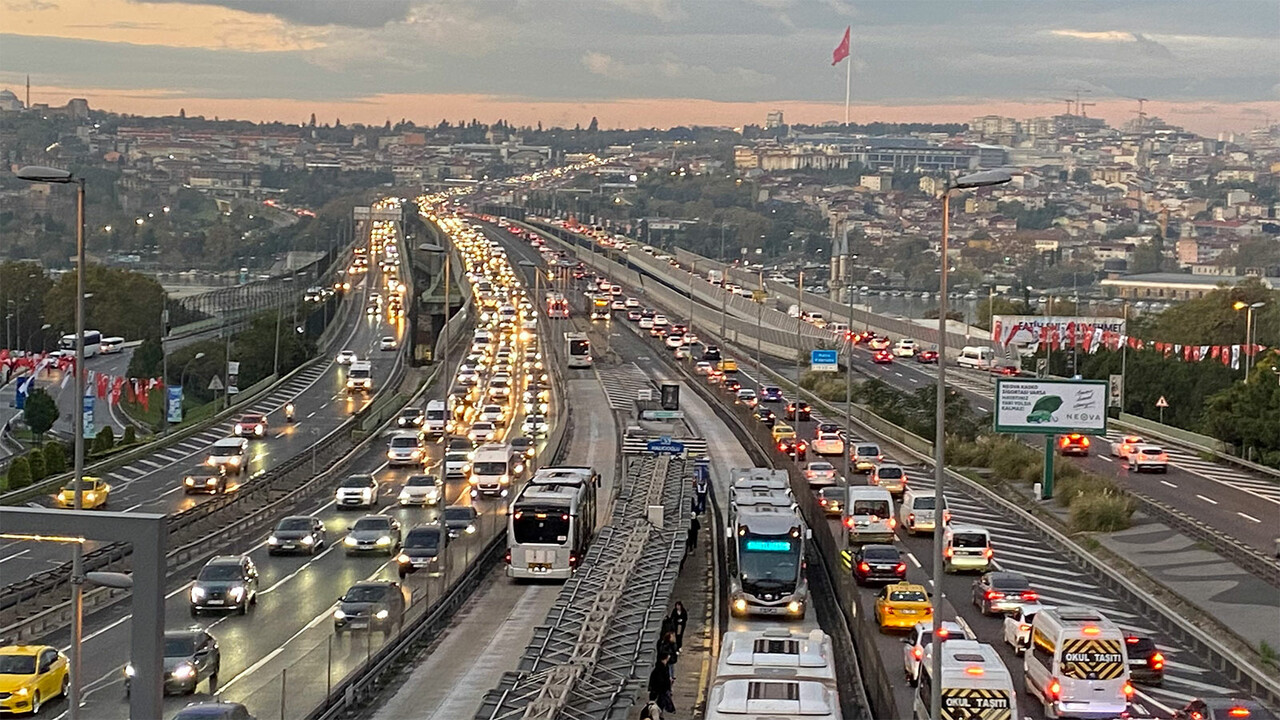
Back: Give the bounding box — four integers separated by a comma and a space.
568, 339, 589, 355
512, 508, 570, 544
738, 533, 800, 582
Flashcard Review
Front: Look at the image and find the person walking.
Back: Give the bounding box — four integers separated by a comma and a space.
658, 629, 680, 680
670, 600, 688, 650
687, 513, 700, 553
694, 476, 708, 514
648, 654, 675, 713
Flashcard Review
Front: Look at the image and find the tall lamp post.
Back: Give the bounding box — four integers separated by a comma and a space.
16, 164, 87, 720
1233, 301, 1266, 382
421, 241, 452, 495
930, 169, 1011, 720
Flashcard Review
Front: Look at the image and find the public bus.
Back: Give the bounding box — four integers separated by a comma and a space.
505, 466, 599, 580
564, 331, 592, 368
728, 486, 810, 620
545, 293, 570, 318
59, 330, 102, 358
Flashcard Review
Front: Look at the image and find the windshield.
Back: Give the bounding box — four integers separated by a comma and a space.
864, 547, 900, 561
738, 533, 800, 582
277, 518, 310, 531
405, 530, 441, 548
473, 461, 507, 475
951, 533, 988, 548
353, 518, 390, 532
856, 446, 880, 457
911, 496, 937, 510
342, 586, 387, 603
445, 508, 475, 522
341, 476, 372, 488
810, 463, 833, 472
350, 368, 371, 379
426, 409, 446, 420
513, 509, 570, 544
197, 564, 243, 581
568, 339, 589, 355
165, 637, 197, 656
889, 589, 927, 603
406, 476, 436, 487
852, 500, 891, 518
877, 467, 903, 479
0, 655, 37, 674
390, 437, 419, 448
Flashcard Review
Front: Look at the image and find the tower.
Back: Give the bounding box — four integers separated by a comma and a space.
26, 74, 30, 108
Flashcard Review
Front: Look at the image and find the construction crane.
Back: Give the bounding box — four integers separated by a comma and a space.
1060, 99, 1075, 115
1079, 102, 1097, 117
1133, 98, 1149, 127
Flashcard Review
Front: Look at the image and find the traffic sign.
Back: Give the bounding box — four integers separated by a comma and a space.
208, 375, 224, 392
1155, 396, 1168, 408
646, 435, 686, 455
810, 349, 838, 373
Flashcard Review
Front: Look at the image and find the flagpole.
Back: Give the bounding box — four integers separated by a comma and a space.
844, 52, 851, 126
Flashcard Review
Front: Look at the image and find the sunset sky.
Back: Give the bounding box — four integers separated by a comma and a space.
2, 0, 1277, 135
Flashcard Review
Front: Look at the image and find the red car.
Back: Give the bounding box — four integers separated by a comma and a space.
1058, 433, 1091, 456
915, 350, 939, 364
872, 350, 893, 364
993, 364, 1020, 376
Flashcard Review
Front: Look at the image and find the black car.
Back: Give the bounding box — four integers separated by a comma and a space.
777, 437, 807, 462
785, 401, 812, 421
443, 505, 479, 537
752, 406, 777, 427
446, 436, 474, 454
397, 524, 448, 578
171, 702, 256, 720
182, 465, 229, 495
971, 571, 1037, 615
126, 629, 220, 696
510, 436, 536, 458
1126, 635, 1165, 686
816, 422, 842, 436
722, 377, 742, 393
701, 346, 722, 363
267, 516, 327, 555
396, 406, 425, 428
190, 555, 259, 616
1175, 698, 1277, 720
852, 544, 907, 584
333, 581, 407, 633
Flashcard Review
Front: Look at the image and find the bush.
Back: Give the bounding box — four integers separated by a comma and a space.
1069, 491, 1136, 532
1056, 473, 1120, 508
122, 426, 138, 445
92, 426, 116, 454
6, 456, 32, 490
27, 450, 46, 481
43, 442, 67, 475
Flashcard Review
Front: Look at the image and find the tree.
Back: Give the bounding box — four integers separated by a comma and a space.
92, 425, 115, 454
122, 426, 138, 445
44, 266, 168, 342
1199, 351, 1280, 467
43, 441, 67, 475
23, 387, 59, 439
128, 337, 165, 379
27, 449, 46, 481
6, 456, 31, 490
976, 297, 1031, 330
1071, 168, 1091, 184
1130, 234, 1168, 274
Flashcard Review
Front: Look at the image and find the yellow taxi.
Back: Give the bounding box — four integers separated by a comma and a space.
771, 423, 797, 444
54, 476, 111, 509
0, 645, 69, 714
873, 581, 933, 631
718, 359, 739, 374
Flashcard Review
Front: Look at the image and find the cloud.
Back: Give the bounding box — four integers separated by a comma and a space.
141, 0, 417, 28
603, 0, 684, 21
581, 52, 617, 77
4, 0, 57, 10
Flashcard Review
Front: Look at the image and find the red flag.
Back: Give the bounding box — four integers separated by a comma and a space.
1221, 346, 1230, 366
832, 26, 851, 66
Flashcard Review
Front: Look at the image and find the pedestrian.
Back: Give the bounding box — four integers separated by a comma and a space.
640, 700, 661, 720
648, 654, 675, 713
658, 630, 679, 680
694, 476, 708, 514
670, 601, 688, 649
686, 513, 700, 553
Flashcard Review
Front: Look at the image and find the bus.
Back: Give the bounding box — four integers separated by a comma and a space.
916, 640, 1016, 720
60, 330, 102, 358
728, 482, 810, 619
545, 293, 570, 318
505, 466, 599, 580
564, 331, 592, 368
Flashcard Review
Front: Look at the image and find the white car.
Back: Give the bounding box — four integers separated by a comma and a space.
638, 316, 655, 330
652, 315, 669, 330
457, 367, 479, 386
903, 620, 968, 686
812, 432, 845, 457
336, 350, 358, 365
468, 422, 497, 444
694, 361, 713, 375
682, 333, 699, 346
521, 415, 549, 436
624, 297, 640, 308
611, 299, 627, 311
443, 451, 471, 479
1110, 435, 1146, 458
664, 334, 684, 349
379, 336, 397, 351
1003, 603, 1053, 655
803, 461, 838, 487
478, 404, 506, 425
735, 388, 757, 406
892, 339, 917, 357
386, 433, 425, 467
1128, 445, 1169, 473
397, 475, 443, 506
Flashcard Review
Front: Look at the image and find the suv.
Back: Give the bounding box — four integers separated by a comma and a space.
205, 437, 249, 475
1125, 635, 1165, 686
396, 524, 448, 578
386, 432, 425, 467
334, 581, 408, 633
171, 702, 256, 720
335, 474, 379, 509
126, 629, 220, 695
190, 555, 259, 616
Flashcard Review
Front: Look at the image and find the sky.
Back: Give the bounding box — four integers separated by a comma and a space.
2, 0, 1278, 135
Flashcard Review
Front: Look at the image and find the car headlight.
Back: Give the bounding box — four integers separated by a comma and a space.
229, 457, 241, 465
124, 664, 136, 678
398, 489, 411, 500
268, 536, 280, 545
788, 601, 803, 614
333, 609, 346, 620
15, 687, 29, 696
205, 457, 217, 466
190, 587, 206, 602
344, 536, 357, 546
387, 450, 396, 459
172, 663, 196, 680
733, 598, 747, 613
300, 535, 314, 545
466, 525, 477, 534
375, 609, 389, 620
397, 553, 410, 564
376, 536, 392, 546
229, 585, 245, 601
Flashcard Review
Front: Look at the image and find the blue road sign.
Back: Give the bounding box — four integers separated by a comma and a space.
167, 386, 184, 424
647, 435, 686, 455
14, 377, 31, 410
810, 349, 838, 372
83, 394, 96, 439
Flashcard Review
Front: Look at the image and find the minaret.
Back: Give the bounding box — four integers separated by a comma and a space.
26, 75, 30, 108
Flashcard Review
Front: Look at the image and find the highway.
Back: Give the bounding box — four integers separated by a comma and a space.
505, 219, 1262, 720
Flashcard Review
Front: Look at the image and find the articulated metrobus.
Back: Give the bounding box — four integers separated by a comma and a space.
505, 466, 599, 580
59, 330, 103, 358
564, 331, 592, 368
545, 293, 570, 318
728, 499, 810, 619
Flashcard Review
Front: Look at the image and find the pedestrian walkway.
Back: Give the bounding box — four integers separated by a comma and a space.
597, 362, 654, 412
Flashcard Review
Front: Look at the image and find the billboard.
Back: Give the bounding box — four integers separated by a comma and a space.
994, 378, 1108, 435
991, 315, 1126, 348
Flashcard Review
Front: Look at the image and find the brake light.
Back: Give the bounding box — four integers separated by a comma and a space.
895, 563, 906, 574
1150, 652, 1164, 670
965, 666, 984, 676
858, 562, 870, 573
985, 590, 1004, 600
908, 512, 915, 524
912, 646, 923, 660
888, 517, 897, 529
1047, 679, 1060, 701
1123, 682, 1134, 699
570, 554, 578, 567
819, 498, 827, 506
1081, 437, 1090, 447
503, 549, 511, 564
1019, 623, 1030, 632
844, 517, 855, 528
1060, 437, 1069, 447
1228, 708, 1252, 718
1021, 591, 1038, 601
944, 547, 954, 558
983, 547, 994, 558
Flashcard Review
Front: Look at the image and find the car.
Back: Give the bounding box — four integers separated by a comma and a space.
1174, 698, 1278, 720
335, 474, 379, 509
1111, 435, 1147, 458
125, 629, 220, 696
396, 525, 448, 578
673, 345, 691, 359
398, 474, 444, 507
468, 421, 497, 444
206, 437, 249, 474
869, 463, 908, 494
902, 621, 967, 686
336, 350, 358, 365
874, 582, 932, 631
785, 401, 811, 421
521, 415, 550, 436
333, 581, 407, 633
54, 476, 111, 509
812, 432, 845, 457
267, 516, 327, 555
478, 404, 506, 424
868, 336, 891, 351
759, 386, 784, 403
611, 299, 627, 311
852, 443, 883, 473
872, 350, 893, 364
1129, 445, 1169, 473
664, 333, 684, 349
625, 297, 640, 308
232, 414, 267, 438
771, 423, 796, 444
892, 339, 917, 357
344, 515, 402, 556
722, 377, 742, 393
1126, 635, 1165, 686
170, 701, 257, 720
443, 505, 479, 537
915, 349, 938, 364
971, 571, 1037, 615
817, 486, 845, 515
443, 450, 471, 479
777, 437, 808, 461
189, 555, 259, 616
803, 461, 838, 487
0, 645, 69, 715
386, 432, 426, 467
182, 465, 230, 495
694, 361, 713, 375
1002, 602, 1052, 655
638, 315, 654, 330
851, 544, 907, 585
626, 309, 642, 321
706, 370, 724, 385
701, 346, 722, 363
735, 388, 759, 407
510, 436, 536, 458
1058, 433, 1091, 456
396, 406, 425, 429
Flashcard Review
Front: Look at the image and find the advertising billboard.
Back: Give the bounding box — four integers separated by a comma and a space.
994, 378, 1108, 435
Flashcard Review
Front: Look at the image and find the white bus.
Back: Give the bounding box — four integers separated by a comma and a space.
505, 466, 598, 580
706, 678, 840, 720
60, 330, 102, 358
1025, 607, 1131, 719
728, 490, 810, 619
915, 639, 1016, 720
564, 331, 592, 368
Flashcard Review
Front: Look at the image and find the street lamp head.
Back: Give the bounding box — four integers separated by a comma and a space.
84, 571, 133, 589
16, 165, 74, 184
1250, 301, 1266, 309
194, 352, 206, 360
952, 169, 1013, 190
1233, 301, 1248, 311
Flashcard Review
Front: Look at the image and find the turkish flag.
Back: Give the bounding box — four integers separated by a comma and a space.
832, 26, 851, 65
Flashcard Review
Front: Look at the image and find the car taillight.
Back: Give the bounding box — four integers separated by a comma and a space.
503, 549, 511, 564
1150, 652, 1164, 670
944, 547, 954, 558
888, 517, 896, 529
985, 590, 1004, 600
912, 646, 923, 660
1046, 679, 1060, 701
844, 517, 855, 528
1019, 623, 1030, 632
1021, 591, 1038, 601
907, 512, 915, 524
1081, 437, 1090, 447
1059, 437, 1069, 447
1227, 708, 1252, 718
819, 498, 827, 506
858, 562, 870, 573
895, 563, 906, 574
983, 548, 994, 558
1122, 682, 1134, 699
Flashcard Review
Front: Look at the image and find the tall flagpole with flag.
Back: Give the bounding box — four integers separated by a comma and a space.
832, 25, 851, 126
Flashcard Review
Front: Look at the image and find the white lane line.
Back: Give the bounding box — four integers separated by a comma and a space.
1195, 494, 1218, 505
0, 549, 31, 564
260, 545, 339, 595
1160, 480, 1178, 488
1238, 512, 1261, 523
1097, 456, 1112, 463
906, 552, 921, 569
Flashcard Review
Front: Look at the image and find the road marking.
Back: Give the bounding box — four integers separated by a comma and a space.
1160, 480, 1178, 488
1238, 512, 1261, 523
1097, 455, 1112, 463
273, 431, 287, 439
0, 549, 31, 564
1195, 494, 1218, 505
905, 552, 921, 569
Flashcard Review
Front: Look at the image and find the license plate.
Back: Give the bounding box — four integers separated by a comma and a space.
528, 564, 550, 572
206, 599, 223, 605
900, 609, 917, 614
754, 606, 788, 615
350, 619, 368, 628
280, 543, 295, 549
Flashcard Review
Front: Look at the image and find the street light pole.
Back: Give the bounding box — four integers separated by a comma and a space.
423, 241, 452, 495
930, 170, 1010, 720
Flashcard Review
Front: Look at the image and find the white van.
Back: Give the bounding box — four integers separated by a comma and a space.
99, 336, 126, 354
842, 486, 895, 544
943, 524, 993, 573
424, 400, 447, 437
899, 489, 945, 535
469, 443, 522, 497
1024, 607, 1131, 719
915, 640, 1016, 720
957, 346, 996, 370
346, 360, 373, 393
